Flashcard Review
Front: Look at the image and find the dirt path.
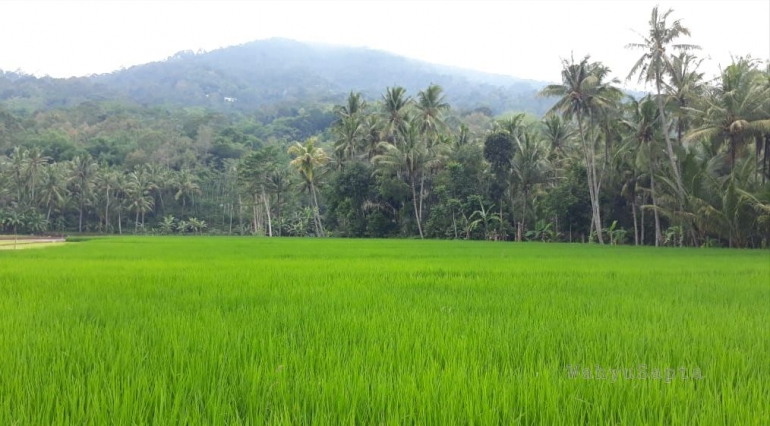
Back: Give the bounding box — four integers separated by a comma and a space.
0, 238, 66, 250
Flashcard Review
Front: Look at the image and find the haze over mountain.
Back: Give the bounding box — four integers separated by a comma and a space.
0, 38, 554, 116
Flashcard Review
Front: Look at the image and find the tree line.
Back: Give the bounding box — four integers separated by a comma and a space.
1, 7, 768, 247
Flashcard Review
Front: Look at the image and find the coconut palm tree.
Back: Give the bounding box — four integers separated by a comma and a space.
415, 84, 449, 137
685, 57, 770, 170
666, 53, 705, 145
9, 147, 27, 203
67, 154, 97, 232
380, 86, 412, 143
511, 130, 550, 239
173, 169, 201, 215
288, 137, 330, 236
541, 113, 575, 162
540, 56, 620, 243
622, 96, 664, 246
627, 5, 700, 201
333, 115, 365, 163
23, 147, 50, 207
332, 92, 369, 164
127, 187, 154, 233
39, 163, 68, 223
373, 121, 432, 239
334, 91, 366, 120
94, 168, 119, 233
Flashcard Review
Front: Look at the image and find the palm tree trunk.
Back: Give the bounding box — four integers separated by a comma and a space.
229, 203, 234, 235
238, 195, 243, 234
310, 183, 325, 237
135, 210, 139, 233
451, 208, 458, 239
762, 133, 770, 185
118, 208, 122, 235
632, 198, 639, 246
641, 194, 646, 245
105, 188, 110, 234
79, 199, 84, 233
276, 192, 282, 237
418, 173, 425, 227
410, 178, 424, 239
252, 194, 258, 235
650, 166, 661, 247
730, 135, 737, 171
655, 79, 685, 203
577, 111, 604, 244
262, 188, 272, 237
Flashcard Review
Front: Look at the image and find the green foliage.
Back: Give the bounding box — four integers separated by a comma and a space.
0, 20, 768, 247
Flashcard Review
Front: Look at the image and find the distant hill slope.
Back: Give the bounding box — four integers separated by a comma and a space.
0, 38, 555, 115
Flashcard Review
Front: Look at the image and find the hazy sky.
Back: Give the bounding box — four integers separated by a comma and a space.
3, 0, 769, 89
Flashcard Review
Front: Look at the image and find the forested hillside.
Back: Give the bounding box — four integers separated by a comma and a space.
0, 38, 552, 115
1, 7, 768, 248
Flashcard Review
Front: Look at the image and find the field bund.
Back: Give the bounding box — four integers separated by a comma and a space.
0, 238, 768, 424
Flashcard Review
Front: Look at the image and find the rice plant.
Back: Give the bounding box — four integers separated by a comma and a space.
0, 238, 767, 425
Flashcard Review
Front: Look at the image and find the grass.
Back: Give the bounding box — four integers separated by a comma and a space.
0, 237, 768, 425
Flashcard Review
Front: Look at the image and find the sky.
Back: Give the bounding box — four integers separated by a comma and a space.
2, 0, 769, 90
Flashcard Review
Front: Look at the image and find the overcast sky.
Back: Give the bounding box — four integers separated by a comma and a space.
3, 0, 769, 90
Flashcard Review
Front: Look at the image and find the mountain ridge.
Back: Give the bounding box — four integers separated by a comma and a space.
0, 38, 555, 115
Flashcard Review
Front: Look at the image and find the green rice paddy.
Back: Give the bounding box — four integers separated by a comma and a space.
0, 238, 768, 424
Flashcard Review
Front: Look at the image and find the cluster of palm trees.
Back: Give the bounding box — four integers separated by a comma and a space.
291, 6, 768, 247
0, 148, 203, 234
1, 6, 768, 247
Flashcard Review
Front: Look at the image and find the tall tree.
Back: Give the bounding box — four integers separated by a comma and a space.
380, 86, 412, 143
540, 56, 619, 243
685, 57, 770, 169
67, 154, 97, 232
627, 5, 700, 202
623, 96, 664, 246
374, 121, 431, 239
288, 137, 330, 237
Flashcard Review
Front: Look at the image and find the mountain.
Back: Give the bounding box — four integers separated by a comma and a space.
0, 38, 555, 116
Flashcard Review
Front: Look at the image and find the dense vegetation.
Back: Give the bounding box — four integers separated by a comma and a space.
1, 238, 767, 424
0, 38, 550, 115
1, 8, 768, 247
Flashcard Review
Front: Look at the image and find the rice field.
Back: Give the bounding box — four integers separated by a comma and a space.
0, 237, 768, 425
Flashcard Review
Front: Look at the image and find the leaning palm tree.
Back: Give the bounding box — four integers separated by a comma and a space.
288, 137, 330, 237
626, 5, 700, 201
